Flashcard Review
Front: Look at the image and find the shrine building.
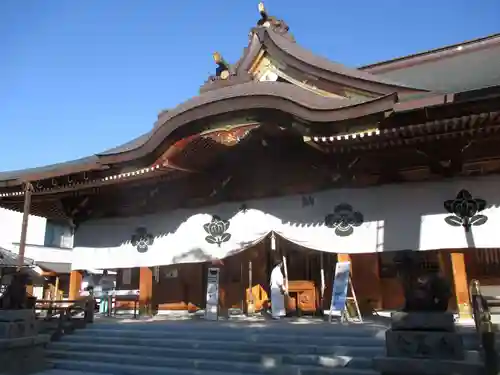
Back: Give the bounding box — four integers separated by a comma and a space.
1, 4, 500, 318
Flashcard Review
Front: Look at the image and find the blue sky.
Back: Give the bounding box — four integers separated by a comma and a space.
1, 0, 499, 172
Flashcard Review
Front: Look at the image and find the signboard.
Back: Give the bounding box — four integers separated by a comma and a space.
205, 267, 220, 321
330, 261, 351, 313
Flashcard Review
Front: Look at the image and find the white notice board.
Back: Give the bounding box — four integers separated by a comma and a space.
205, 267, 220, 321
329, 261, 351, 316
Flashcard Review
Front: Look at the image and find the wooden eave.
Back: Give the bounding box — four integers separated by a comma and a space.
0, 85, 498, 200
305, 111, 500, 153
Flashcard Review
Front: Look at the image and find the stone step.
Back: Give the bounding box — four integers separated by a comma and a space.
47, 349, 374, 372
47, 342, 378, 368
51, 340, 385, 357
49, 357, 378, 375
459, 332, 500, 350
75, 327, 385, 346
86, 322, 386, 336
62, 332, 385, 350
33, 369, 114, 375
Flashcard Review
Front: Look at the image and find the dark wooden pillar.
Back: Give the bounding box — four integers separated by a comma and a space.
351, 253, 382, 313
18, 182, 33, 267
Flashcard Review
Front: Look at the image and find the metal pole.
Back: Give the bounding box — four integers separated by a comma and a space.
18, 182, 33, 268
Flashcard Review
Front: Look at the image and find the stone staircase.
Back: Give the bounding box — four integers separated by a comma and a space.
43, 321, 389, 375
36, 320, 494, 375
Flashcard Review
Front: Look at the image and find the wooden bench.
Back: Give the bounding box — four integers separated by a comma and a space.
111, 293, 139, 319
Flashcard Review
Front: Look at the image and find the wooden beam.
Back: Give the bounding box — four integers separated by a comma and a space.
139, 267, 153, 315
17, 182, 33, 267
69, 271, 82, 300
450, 251, 471, 319
39, 271, 58, 277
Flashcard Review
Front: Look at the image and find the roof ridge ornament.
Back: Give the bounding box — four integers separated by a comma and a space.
200, 51, 253, 92
257, 2, 294, 41
212, 52, 231, 80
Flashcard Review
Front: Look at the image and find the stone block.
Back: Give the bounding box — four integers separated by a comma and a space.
0, 310, 38, 339
0, 310, 35, 322
0, 335, 51, 375
373, 356, 483, 375
391, 312, 455, 332
386, 330, 464, 360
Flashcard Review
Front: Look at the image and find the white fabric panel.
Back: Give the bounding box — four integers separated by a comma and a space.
71, 175, 500, 270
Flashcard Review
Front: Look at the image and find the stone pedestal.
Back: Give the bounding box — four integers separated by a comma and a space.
0, 310, 50, 374
0, 310, 38, 339
373, 312, 482, 375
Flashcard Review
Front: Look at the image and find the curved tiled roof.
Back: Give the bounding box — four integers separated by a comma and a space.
260, 28, 422, 92
0, 247, 34, 267
0, 85, 398, 185
0, 156, 99, 184
97, 82, 399, 164
0, 82, 399, 184
202, 26, 428, 96
0, 13, 434, 185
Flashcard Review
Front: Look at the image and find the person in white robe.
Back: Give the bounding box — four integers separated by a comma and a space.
270, 262, 286, 319
80, 272, 95, 297
99, 270, 115, 314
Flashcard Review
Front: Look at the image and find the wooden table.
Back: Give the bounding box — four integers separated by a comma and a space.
286, 280, 318, 315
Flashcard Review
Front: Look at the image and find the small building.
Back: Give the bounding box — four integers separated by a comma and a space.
1, 4, 500, 318
0, 206, 74, 299
0, 246, 42, 297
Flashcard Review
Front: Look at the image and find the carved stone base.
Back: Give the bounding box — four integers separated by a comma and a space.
373, 357, 483, 375
386, 330, 464, 360
374, 312, 478, 375
390, 312, 455, 332
0, 310, 50, 374
0, 335, 51, 375
0, 310, 38, 339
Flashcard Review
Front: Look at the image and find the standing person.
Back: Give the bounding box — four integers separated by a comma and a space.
80, 271, 95, 297
99, 270, 114, 315
270, 261, 286, 319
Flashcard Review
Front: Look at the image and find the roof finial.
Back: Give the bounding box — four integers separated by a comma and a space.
258, 2, 268, 24
212, 52, 230, 79
256, 2, 292, 39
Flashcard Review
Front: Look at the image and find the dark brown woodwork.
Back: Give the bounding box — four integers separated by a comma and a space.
3, 130, 500, 221
153, 264, 204, 311
286, 280, 318, 314
416, 140, 471, 178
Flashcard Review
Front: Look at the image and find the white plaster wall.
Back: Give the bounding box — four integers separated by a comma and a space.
10, 244, 72, 264
0, 207, 47, 249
